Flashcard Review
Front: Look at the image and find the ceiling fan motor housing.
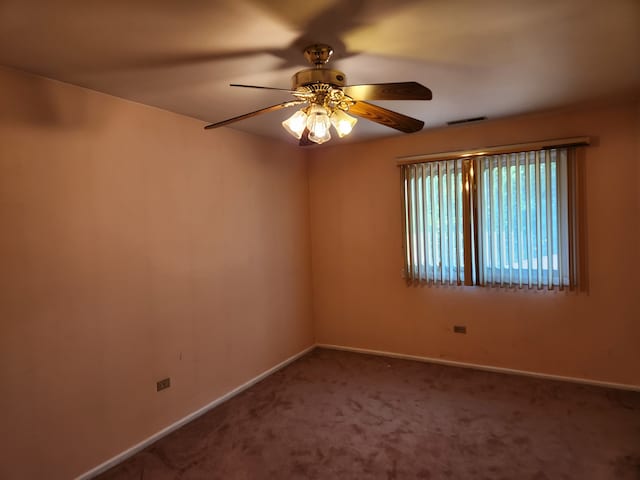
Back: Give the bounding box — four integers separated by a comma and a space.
291, 68, 347, 89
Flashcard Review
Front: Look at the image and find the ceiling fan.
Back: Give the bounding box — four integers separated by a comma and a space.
204, 44, 432, 146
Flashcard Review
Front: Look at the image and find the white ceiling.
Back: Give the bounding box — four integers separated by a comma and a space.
1, 0, 639, 145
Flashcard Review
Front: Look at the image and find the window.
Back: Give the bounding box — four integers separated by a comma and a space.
401, 139, 584, 289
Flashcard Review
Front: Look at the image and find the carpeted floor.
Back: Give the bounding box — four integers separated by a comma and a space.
96, 348, 640, 479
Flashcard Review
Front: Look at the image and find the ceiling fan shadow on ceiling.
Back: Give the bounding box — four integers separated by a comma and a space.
204, 44, 432, 146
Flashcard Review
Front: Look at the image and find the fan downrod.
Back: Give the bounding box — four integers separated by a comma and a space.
303, 44, 334, 66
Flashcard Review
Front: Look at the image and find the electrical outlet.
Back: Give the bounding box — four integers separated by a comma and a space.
453, 325, 467, 334
156, 377, 171, 392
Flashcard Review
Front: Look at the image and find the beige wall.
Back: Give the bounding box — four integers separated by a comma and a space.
0, 67, 314, 479
308, 101, 640, 387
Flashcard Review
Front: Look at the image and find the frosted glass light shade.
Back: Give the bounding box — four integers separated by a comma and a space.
282, 110, 308, 139
306, 104, 332, 144
330, 109, 357, 137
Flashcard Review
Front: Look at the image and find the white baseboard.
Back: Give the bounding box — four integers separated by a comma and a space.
316, 343, 640, 392
76, 344, 315, 480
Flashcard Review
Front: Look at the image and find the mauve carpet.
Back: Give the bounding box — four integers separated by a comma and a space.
95, 348, 640, 479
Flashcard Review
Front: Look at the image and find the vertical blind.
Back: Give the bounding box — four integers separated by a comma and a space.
402, 159, 465, 284
475, 149, 569, 288
401, 146, 576, 289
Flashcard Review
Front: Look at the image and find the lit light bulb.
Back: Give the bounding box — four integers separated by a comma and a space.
330, 109, 358, 137
282, 110, 308, 139
306, 104, 332, 144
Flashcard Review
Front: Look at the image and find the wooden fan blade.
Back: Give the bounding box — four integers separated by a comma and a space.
230, 84, 295, 93
204, 101, 304, 129
299, 128, 315, 146
348, 101, 424, 133
343, 82, 432, 101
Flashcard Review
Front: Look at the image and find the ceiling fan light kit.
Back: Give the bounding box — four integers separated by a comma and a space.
204, 44, 433, 146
